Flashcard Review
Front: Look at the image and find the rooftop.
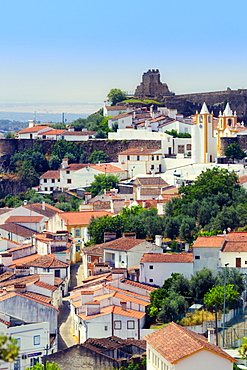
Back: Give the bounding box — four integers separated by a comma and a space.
144, 322, 235, 364
140, 252, 193, 263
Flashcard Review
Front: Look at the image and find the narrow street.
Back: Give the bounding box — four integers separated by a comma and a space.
58, 262, 85, 350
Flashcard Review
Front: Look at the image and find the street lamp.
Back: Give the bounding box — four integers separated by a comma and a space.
222, 263, 229, 348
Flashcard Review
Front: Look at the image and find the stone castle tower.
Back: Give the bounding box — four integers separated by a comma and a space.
134, 69, 173, 100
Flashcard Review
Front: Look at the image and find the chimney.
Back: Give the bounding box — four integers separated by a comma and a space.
2, 287, 7, 295
14, 284, 26, 293
62, 158, 68, 169
104, 232, 117, 243
185, 243, 190, 252
86, 302, 100, 316
121, 301, 127, 311
84, 192, 92, 204
155, 235, 162, 247
122, 232, 136, 239
68, 126, 75, 132
42, 201, 45, 211
207, 328, 215, 345
39, 273, 54, 286
24, 200, 27, 206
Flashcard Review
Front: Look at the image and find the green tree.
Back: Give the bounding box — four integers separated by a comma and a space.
189, 268, 216, 302
5, 132, 15, 138
107, 88, 127, 106
239, 337, 247, 364
0, 334, 19, 362
88, 150, 109, 164
94, 130, 107, 139
225, 142, 246, 163
158, 291, 188, 323
148, 288, 169, 318
26, 361, 60, 369
49, 155, 61, 170
16, 160, 38, 187
90, 174, 118, 197
216, 268, 245, 294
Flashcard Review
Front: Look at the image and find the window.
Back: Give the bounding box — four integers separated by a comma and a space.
112, 253, 115, 260
44, 187, 48, 191
87, 256, 91, 263
66, 170, 70, 174
186, 144, 191, 150
137, 156, 140, 161
149, 278, 153, 283
119, 254, 122, 262
195, 255, 200, 260
52, 179, 55, 183
99, 257, 103, 263
88, 269, 92, 276
149, 265, 153, 269
104, 326, 108, 331
150, 165, 154, 170
114, 320, 121, 329
34, 335, 40, 345
127, 155, 130, 160
151, 155, 154, 161
67, 179, 72, 184
50, 187, 53, 191
199, 115, 203, 123
58, 179, 60, 182
75, 228, 80, 237
44, 179, 47, 183
76, 245, 80, 253
178, 145, 184, 153
55, 270, 60, 277
127, 320, 135, 329
42, 135, 46, 139
156, 155, 159, 160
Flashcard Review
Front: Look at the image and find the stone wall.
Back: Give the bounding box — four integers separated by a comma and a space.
0, 138, 162, 164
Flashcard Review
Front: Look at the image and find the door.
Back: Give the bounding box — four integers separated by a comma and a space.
236, 258, 241, 268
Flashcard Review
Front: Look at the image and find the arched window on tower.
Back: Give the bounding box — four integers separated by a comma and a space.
227, 118, 232, 126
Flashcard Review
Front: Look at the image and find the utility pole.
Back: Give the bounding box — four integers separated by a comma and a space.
222, 263, 229, 347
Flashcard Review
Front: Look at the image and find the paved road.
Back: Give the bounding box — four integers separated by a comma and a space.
58, 262, 85, 350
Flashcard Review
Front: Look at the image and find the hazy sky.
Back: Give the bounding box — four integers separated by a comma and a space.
1, 0, 247, 106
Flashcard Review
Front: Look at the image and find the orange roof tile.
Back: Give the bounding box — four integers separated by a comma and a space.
5, 216, 44, 223
121, 279, 156, 292
144, 322, 235, 364
38, 129, 66, 135
62, 131, 96, 136
34, 281, 57, 291
0, 274, 40, 288
90, 163, 125, 173
59, 211, 115, 226
78, 305, 145, 321
118, 148, 160, 156
0, 291, 57, 310
140, 252, 193, 263
193, 235, 225, 248
98, 237, 146, 252
105, 284, 150, 301
23, 255, 69, 268
18, 126, 51, 134
23, 291, 52, 303
40, 171, 60, 179
9, 254, 41, 267
60, 163, 88, 171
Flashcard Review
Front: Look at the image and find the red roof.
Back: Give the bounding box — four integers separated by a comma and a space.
5, 216, 44, 223
90, 163, 125, 173
78, 304, 145, 320
140, 252, 193, 263
118, 148, 160, 156
59, 211, 115, 226
98, 237, 147, 252
18, 126, 50, 134
193, 236, 224, 248
38, 129, 66, 136
40, 170, 60, 179
23, 255, 69, 268
144, 322, 235, 364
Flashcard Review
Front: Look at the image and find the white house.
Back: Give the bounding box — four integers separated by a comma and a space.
0, 316, 51, 370
144, 322, 235, 370
18, 125, 52, 139
103, 103, 133, 117
192, 235, 224, 275
102, 236, 162, 269
140, 253, 194, 286
220, 232, 247, 272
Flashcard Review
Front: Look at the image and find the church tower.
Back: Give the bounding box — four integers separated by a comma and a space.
192, 102, 217, 163
217, 102, 238, 154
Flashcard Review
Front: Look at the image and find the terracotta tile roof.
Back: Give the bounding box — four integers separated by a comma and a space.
34, 280, 57, 291
193, 235, 225, 248
114, 292, 149, 306
90, 163, 125, 173
23, 203, 63, 217
84, 336, 146, 351
62, 130, 96, 136
0, 208, 13, 215
109, 111, 133, 120
238, 175, 247, 185
38, 129, 66, 136
136, 199, 158, 208
0, 291, 57, 310
121, 279, 156, 292
60, 163, 88, 171
23, 255, 69, 268
71, 300, 82, 308
140, 188, 162, 195
134, 177, 169, 186
7, 243, 32, 252
144, 322, 235, 364
5, 216, 44, 223
40, 171, 60, 179
0, 272, 14, 282
97, 237, 146, 252
78, 304, 145, 321
0, 274, 40, 288
59, 211, 115, 226
140, 252, 193, 263
221, 232, 247, 252
82, 244, 104, 256
54, 277, 63, 286
92, 292, 115, 301
118, 148, 160, 156
23, 291, 52, 303
0, 223, 34, 238
18, 125, 50, 134
149, 115, 169, 123
8, 254, 40, 267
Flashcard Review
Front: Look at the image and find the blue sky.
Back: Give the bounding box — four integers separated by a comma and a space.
1, 0, 247, 106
